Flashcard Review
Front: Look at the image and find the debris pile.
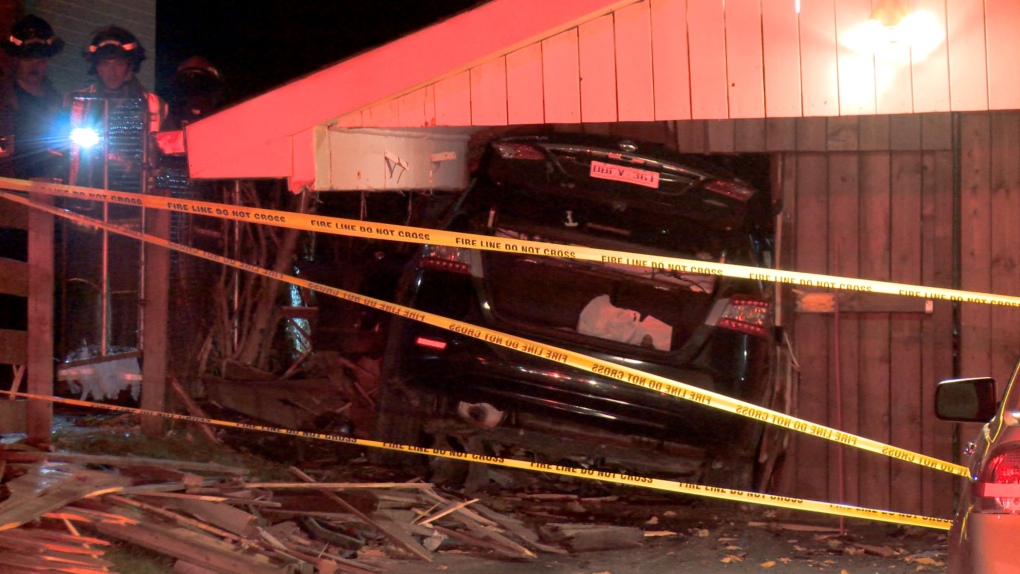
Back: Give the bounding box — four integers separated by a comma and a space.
0, 449, 578, 573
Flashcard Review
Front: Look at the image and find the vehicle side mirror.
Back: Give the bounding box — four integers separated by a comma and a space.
935, 377, 998, 422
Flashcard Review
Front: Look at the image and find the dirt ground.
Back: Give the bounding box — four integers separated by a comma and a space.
21, 410, 947, 574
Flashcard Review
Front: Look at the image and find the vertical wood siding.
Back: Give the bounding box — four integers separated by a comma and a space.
348, 0, 1020, 128
663, 112, 1016, 519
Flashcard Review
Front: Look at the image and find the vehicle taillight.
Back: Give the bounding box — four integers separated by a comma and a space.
416, 245, 471, 274
976, 449, 1020, 511
415, 337, 448, 351
717, 296, 771, 338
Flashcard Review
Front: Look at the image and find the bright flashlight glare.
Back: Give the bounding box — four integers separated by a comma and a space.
70, 127, 100, 148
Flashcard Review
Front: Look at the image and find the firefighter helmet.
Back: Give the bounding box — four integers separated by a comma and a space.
83, 25, 145, 74
1, 14, 64, 59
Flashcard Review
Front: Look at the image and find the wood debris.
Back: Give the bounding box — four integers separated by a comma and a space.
0, 447, 584, 573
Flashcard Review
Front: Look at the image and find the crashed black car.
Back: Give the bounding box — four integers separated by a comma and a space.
371, 132, 778, 489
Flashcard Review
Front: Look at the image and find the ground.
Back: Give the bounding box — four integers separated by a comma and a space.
5, 409, 947, 574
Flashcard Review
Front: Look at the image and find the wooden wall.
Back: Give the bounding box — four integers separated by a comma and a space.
578, 112, 1018, 519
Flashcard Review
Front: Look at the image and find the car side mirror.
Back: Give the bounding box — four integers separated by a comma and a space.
935, 377, 998, 422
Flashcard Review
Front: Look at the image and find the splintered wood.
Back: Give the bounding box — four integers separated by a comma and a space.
0, 449, 562, 573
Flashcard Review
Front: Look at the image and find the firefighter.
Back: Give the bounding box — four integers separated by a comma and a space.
64, 25, 167, 189
166, 55, 226, 129
0, 14, 67, 180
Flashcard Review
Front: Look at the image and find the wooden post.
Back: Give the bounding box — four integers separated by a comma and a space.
26, 192, 53, 447
140, 194, 170, 436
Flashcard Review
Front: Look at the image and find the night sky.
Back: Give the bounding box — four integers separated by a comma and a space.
155, 1, 483, 106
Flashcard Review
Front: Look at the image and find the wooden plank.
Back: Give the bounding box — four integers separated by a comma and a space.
985, 0, 1020, 110
946, 0, 989, 111
921, 149, 957, 519
874, 50, 914, 116
609, 121, 670, 145
141, 195, 170, 437
578, 14, 618, 123
911, 0, 951, 113
833, 0, 876, 116
397, 88, 427, 128
723, 0, 764, 119
288, 466, 432, 562
989, 112, 1020, 387
870, 5, 915, 115
921, 113, 953, 151
796, 117, 827, 152
798, 0, 839, 117
797, 292, 930, 315
0, 258, 27, 297
705, 120, 735, 153
424, 84, 436, 126
958, 113, 993, 398
761, 0, 801, 117
858, 115, 890, 151
857, 152, 891, 512
613, 1, 654, 121
0, 199, 27, 230
686, 0, 728, 119
506, 43, 545, 125
0, 469, 131, 531
543, 28, 582, 123
650, 0, 692, 120
889, 151, 924, 515
765, 118, 797, 152
826, 152, 860, 507
773, 152, 798, 498
675, 119, 707, 153
791, 152, 829, 501
95, 521, 293, 574
362, 99, 400, 128
890, 114, 922, 151
733, 119, 766, 152
776, 153, 798, 328
470, 57, 508, 126
0, 451, 247, 474
172, 498, 259, 539
26, 192, 52, 447
826, 116, 859, 151
333, 112, 362, 129
433, 71, 472, 126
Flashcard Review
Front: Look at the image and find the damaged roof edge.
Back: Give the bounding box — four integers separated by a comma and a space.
185, 0, 638, 180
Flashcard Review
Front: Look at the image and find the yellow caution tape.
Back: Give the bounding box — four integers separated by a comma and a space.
0, 388, 953, 531
0, 177, 1015, 308
0, 189, 970, 481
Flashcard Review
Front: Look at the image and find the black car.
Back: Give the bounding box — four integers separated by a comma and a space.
371, 132, 779, 489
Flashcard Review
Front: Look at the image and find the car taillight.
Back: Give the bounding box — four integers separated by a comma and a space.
416, 244, 471, 274
415, 337, 447, 351
717, 295, 771, 338
976, 449, 1020, 511
703, 180, 755, 202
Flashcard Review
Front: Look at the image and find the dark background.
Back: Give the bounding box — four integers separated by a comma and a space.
155, 1, 483, 106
